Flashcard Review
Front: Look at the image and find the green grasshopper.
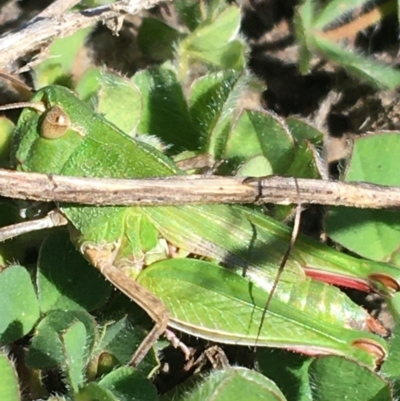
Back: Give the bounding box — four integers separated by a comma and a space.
5, 84, 400, 368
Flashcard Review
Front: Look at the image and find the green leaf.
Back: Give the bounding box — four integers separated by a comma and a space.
381, 321, 400, 398
236, 155, 273, 177
77, 382, 116, 401
314, 36, 400, 89
26, 310, 96, 369
286, 117, 324, 144
188, 71, 251, 157
38, 230, 112, 313
257, 349, 312, 401
285, 141, 319, 179
98, 367, 158, 401
205, 0, 231, 20
138, 18, 181, 63
35, 28, 90, 88
0, 116, 14, 163
296, 0, 399, 87
327, 207, 400, 262
173, 367, 287, 401
133, 66, 196, 152
95, 71, 142, 136
82, 367, 158, 400
327, 133, 400, 262
260, 351, 392, 401
345, 133, 400, 186
75, 67, 103, 102
294, 0, 314, 73
174, 0, 202, 31
309, 356, 391, 401
96, 315, 158, 376
398, 0, 400, 26
62, 321, 87, 394
179, 5, 245, 72
314, 0, 370, 30
0, 352, 20, 401
0, 265, 40, 344
224, 109, 295, 175
296, 0, 314, 32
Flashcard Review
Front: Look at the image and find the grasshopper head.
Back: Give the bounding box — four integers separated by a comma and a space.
9, 85, 93, 174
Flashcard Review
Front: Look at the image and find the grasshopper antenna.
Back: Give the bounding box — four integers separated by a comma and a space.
0, 72, 43, 112
0, 102, 45, 112
0, 71, 34, 101
255, 177, 302, 343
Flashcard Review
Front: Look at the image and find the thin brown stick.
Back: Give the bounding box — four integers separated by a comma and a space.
0, 211, 68, 242
255, 178, 302, 344
35, 0, 82, 19
0, 0, 165, 70
0, 169, 398, 209
317, 1, 395, 41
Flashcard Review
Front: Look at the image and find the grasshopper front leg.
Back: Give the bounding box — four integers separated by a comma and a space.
84, 245, 169, 366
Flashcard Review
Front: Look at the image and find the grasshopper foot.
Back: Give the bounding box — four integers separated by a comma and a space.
164, 329, 193, 360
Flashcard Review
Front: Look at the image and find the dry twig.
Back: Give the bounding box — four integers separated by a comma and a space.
0, 0, 166, 70
0, 169, 398, 209
35, 0, 82, 19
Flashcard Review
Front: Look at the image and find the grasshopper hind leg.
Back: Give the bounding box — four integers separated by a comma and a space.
84, 245, 170, 366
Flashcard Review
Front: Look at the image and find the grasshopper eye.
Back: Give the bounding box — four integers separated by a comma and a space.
40, 106, 71, 139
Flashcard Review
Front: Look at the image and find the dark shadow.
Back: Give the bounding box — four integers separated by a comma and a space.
1, 320, 24, 345
258, 348, 310, 401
